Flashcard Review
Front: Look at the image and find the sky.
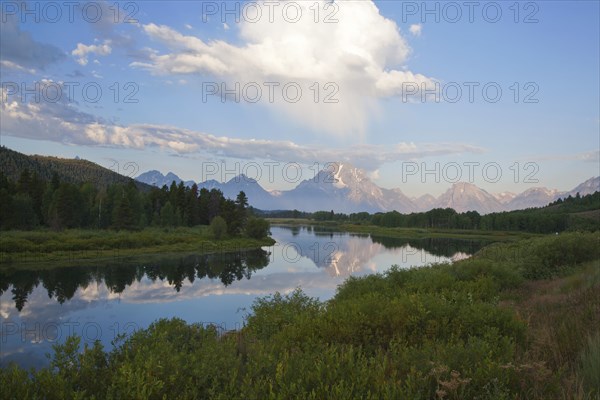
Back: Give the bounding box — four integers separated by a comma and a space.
1, 0, 598, 197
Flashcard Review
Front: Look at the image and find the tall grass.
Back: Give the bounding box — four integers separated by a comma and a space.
579, 332, 600, 396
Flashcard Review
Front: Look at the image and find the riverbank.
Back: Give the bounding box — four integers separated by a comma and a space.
341, 224, 539, 240
2, 231, 598, 398
268, 219, 538, 241
0, 227, 275, 269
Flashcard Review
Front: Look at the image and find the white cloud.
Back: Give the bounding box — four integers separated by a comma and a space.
0, 60, 36, 74
185, 24, 193, 30
72, 40, 112, 66
409, 24, 422, 36
1, 86, 482, 171
223, 23, 230, 30
131, 0, 435, 136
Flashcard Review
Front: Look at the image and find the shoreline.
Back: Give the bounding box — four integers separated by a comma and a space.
0, 227, 275, 269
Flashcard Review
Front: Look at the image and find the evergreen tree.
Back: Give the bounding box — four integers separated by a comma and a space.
113, 190, 136, 230
207, 189, 222, 222
185, 184, 200, 226
17, 169, 31, 194
160, 201, 176, 227
9, 193, 38, 229
198, 188, 210, 225
236, 191, 249, 228
48, 183, 83, 229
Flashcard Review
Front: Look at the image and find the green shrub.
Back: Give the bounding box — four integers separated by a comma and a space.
475, 232, 599, 280
245, 288, 323, 341
210, 216, 227, 240
245, 217, 270, 239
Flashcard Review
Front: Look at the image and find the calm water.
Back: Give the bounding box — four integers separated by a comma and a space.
0, 226, 486, 368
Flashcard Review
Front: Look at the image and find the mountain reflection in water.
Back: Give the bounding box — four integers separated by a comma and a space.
0, 226, 488, 368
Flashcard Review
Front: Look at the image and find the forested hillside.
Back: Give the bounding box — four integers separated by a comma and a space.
0, 146, 148, 190
0, 166, 268, 239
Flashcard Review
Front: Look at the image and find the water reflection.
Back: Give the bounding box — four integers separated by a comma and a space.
0, 228, 489, 313
0, 226, 487, 368
271, 226, 487, 278
0, 249, 270, 312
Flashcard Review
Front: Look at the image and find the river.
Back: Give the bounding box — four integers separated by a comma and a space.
0, 226, 487, 368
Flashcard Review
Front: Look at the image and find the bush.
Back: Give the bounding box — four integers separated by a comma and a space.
521, 232, 600, 279
245, 288, 322, 341
245, 217, 270, 239
210, 216, 227, 240
476, 232, 600, 280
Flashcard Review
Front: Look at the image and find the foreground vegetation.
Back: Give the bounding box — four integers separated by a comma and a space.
0, 226, 274, 267
2, 232, 598, 399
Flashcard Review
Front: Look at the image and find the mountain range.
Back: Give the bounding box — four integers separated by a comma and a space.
136, 163, 599, 215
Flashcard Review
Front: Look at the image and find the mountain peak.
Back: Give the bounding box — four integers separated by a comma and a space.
436, 182, 503, 213
226, 174, 258, 185
135, 166, 598, 215
137, 170, 183, 187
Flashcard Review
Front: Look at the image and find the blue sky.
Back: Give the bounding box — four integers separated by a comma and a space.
1, 0, 598, 196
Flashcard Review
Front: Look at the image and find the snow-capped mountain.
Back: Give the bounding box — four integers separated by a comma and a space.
137, 166, 599, 215
434, 182, 505, 214
278, 165, 392, 212
502, 177, 599, 211
277, 164, 416, 213
505, 187, 560, 211
413, 194, 437, 211
493, 191, 517, 204
561, 176, 600, 198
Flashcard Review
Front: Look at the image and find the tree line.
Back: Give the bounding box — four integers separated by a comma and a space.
275, 192, 599, 233
0, 169, 269, 238
370, 192, 598, 233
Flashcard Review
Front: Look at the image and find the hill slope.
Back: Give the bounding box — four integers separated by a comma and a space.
0, 146, 150, 190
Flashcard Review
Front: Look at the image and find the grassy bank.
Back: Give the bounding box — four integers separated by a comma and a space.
2, 231, 598, 398
0, 227, 275, 268
341, 223, 539, 241
269, 219, 538, 241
